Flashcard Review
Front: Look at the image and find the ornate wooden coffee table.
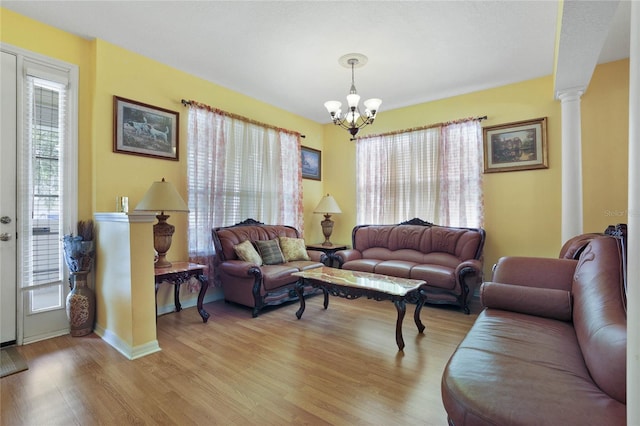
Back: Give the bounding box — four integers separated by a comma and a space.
292, 267, 427, 351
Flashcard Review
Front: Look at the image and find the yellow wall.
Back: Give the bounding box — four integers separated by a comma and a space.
582, 60, 629, 231
324, 60, 629, 279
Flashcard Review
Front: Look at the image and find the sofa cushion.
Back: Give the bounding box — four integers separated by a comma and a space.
278, 236, 310, 262
411, 264, 456, 290
342, 259, 383, 273
260, 264, 300, 290
255, 239, 286, 265
481, 282, 572, 321
374, 260, 415, 278
233, 240, 263, 265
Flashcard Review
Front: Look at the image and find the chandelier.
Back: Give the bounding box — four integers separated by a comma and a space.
324, 53, 382, 138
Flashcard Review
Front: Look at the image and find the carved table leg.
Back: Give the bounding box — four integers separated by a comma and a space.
322, 287, 329, 309
174, 283, 182, 312
414, 290, 426, 333
394, 299, 407, 351
295, 280, 306, 319
196, 273, 210, 323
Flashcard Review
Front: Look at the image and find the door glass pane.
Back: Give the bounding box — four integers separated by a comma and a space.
31, 82, 62, 288
29, 284, 63, 313
25, 81, 64, 316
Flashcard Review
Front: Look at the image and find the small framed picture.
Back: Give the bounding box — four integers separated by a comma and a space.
483, 117, 548, 173
301, 146, 321, 180
113, 96, 179, 161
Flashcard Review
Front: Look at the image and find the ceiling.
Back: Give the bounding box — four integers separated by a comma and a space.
2, 1, 631, 124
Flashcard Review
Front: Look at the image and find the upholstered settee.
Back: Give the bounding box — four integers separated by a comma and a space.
333, 218, 486, 313
441, 229, 627, 425
212, 219, 324, 317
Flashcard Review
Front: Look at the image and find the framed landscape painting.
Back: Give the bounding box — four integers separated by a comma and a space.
301, 146, 321, 180
113, 96, 179, 161
483, 117, 548, 173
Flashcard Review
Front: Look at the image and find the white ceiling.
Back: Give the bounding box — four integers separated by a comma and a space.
2, 1, 631, 123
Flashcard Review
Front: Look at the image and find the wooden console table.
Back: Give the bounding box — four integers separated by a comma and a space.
154, 262, 210, 323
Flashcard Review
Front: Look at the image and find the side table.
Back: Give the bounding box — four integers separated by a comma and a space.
154, 262, 210, 323
306, 243, 348, 267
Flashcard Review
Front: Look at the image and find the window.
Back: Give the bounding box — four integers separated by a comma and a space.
356, 119, 483, 228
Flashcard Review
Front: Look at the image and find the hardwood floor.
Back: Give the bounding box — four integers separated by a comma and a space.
1, 295, 480, 425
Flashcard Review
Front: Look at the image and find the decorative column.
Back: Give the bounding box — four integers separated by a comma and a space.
628, 1, 639, 423
557, 89, 584, 243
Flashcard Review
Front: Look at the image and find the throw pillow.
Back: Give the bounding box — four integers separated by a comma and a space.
233, 240, 263, 265
279, 236, 310, 262
255, 239, 286, 265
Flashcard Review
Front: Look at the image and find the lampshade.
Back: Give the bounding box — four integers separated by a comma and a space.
134, 178, 188, 269
314, 194, 342, 214
134, 178, 189, 213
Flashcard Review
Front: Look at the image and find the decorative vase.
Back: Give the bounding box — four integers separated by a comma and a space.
66, 271, 95, 337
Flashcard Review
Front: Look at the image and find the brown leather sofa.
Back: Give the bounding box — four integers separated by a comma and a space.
441, 229, 627, 425
334, 218, 485, 313
212, 219, 324, 317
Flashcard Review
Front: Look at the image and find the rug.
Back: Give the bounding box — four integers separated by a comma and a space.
1, 346, 28, 378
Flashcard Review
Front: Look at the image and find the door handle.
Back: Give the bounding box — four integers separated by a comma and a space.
0, 232, 11, 241
0, 216, 11, 224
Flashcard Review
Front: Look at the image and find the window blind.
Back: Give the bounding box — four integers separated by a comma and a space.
21, 75, 68, 288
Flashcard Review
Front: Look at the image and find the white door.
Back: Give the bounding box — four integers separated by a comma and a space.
1, 45, 78, 344
1, 51, 18, 345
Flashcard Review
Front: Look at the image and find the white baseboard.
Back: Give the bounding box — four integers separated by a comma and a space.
94, 324, 161, 360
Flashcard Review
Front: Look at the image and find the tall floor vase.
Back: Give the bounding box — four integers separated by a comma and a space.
66, 271, 95, 337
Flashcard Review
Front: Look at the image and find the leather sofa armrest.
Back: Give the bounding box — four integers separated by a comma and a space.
481, 281, 573, 321
492, 257, 578, 292
334, 249, 362, 266
455, 259, 483, 278
219, 260, 262, 278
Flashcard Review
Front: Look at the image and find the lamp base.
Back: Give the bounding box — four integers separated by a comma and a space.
321, 214, 334, 246
153, 213, 174, 269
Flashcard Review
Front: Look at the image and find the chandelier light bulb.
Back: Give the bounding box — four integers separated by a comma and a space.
324, 100, 341, 114
364, 98, 382, 114
346, 93, 360, 109
345, 111, 360, 124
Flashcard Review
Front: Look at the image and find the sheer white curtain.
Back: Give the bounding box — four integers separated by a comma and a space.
356, 118, 483, 228
356, 128, 441, 224
186, 103, 303, 275
439, 120, 484, 227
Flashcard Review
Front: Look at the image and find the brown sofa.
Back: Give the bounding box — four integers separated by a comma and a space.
212, 219, 324, 317
334, 218, 486, 313
441, 227, 627, 425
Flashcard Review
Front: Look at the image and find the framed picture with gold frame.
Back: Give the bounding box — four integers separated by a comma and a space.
483, 117, 548, 173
